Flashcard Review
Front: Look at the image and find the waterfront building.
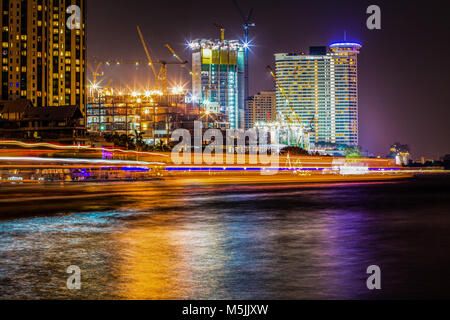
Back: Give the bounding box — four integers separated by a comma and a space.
0, 99, 86, 144
247, 91, 276, 130
189, 39, 245, 129
274, 42, 361, 147
0, 0, 87, 113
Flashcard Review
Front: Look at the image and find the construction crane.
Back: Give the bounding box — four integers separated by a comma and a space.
165, 44, 199, 81
136, 26, 188, 95
213, 23, 225, 41
232, 0, 255, 112
136, 25, 158, 82
87, 61, 104, 85
266, 65, 316, 149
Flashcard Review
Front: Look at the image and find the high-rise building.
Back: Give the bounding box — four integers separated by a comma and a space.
274, 42, 361, 146
0, 0, 86, 113
189, 39, 245, 129
246, 91, 276, 130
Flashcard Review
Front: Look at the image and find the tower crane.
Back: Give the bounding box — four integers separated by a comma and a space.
232, 0, 255, 115
213, 23, 225, 41
137, 26, 188, 95
136, 25, 158, 82
266, 65, 316, 150
87, 61, 104, 85
165, 44, 199, 81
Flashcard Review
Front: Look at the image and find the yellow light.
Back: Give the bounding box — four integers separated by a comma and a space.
171, 86, 184, 95
202, 48, 212, 58
132, 91, 138, 97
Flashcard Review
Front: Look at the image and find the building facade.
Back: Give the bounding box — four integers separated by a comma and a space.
0, 99, 86, 144
189, 39, 245, 129
246, 91, 276, 130
274, 42, 361, 146
0, 0, 86, 112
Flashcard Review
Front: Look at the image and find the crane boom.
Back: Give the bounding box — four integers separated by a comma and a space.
266, 66, 303, 125
267, 65, 316, 149
137, 25, 158, 81
165, 44, 199, 80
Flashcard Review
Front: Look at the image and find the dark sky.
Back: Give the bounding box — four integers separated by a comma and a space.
87, 0, 450, 159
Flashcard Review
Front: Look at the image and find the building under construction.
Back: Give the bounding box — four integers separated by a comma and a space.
189, 39, 245, 130
86, 91, 230, 146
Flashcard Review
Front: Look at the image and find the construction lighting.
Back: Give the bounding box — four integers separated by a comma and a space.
171, 86, 184, 95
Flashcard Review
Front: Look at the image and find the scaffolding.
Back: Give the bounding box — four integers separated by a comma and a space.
86, 94, 188, 145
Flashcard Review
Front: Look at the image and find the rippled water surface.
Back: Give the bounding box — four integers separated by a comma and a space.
1, 175, 450, 299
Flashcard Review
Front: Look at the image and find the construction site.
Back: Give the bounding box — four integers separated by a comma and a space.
85, 0, 351, 155
85, 1, 260, 148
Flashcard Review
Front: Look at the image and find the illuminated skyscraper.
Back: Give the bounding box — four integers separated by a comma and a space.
274, 42, 361, 146
189, 39, 245, 129
0, 0, 86, 113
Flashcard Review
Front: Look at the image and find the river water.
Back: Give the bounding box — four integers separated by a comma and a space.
0, 175, 449, 299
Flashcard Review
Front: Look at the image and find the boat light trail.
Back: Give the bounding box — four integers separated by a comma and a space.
0, 157, 165, 166
0, 140, 169, 157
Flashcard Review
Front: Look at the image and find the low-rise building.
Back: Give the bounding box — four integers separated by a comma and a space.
0, 100, 86, 144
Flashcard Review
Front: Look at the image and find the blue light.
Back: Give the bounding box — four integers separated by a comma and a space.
121, 167, 151, 172
329, 42, 362, 48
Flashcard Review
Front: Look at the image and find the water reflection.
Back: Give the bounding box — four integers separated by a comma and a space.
1, 176, 450, 299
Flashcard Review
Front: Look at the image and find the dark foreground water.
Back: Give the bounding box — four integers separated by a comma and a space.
0, 175, 449, 299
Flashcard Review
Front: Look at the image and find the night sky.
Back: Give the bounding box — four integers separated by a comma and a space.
88, 0, 450, 159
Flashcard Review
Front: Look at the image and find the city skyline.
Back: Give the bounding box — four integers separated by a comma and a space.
0, 0, 449, 305
87, 0, 450, 159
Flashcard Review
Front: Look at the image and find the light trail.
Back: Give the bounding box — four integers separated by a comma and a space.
0, 140, 169, 157
0, 157, 165, 166
164, 166, 401, 171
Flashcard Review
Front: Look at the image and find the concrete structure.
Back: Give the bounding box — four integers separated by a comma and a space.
274, 42, 361, 147
87, 93, 188, 145
246, 91, 276, 130
86, 92, 229, 146
189, 39, 245, 129
0, 0, 87, 113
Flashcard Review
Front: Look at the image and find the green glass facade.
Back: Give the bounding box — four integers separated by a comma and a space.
190, 39, 245, 129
